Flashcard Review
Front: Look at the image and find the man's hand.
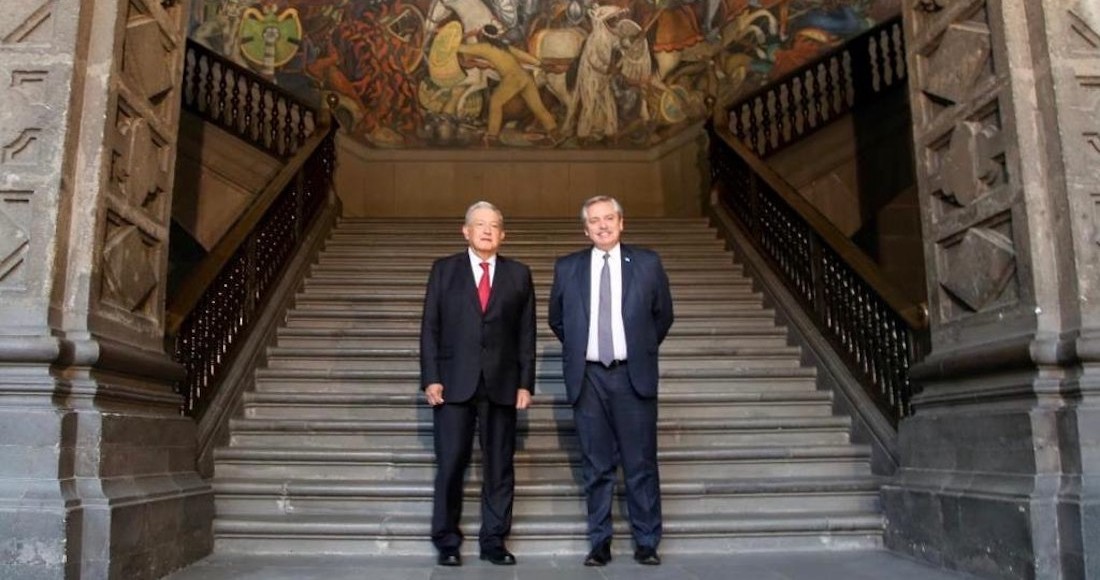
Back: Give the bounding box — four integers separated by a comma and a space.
516, 388, 532, 410
425, 383, 445, 406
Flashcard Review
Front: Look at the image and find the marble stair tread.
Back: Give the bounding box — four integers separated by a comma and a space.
213, 511, 885, 537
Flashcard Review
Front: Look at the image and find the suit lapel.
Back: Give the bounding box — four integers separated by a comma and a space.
578, 250, 591, 323
484, 257, 510, 315
621, 244, 635, 311
452, 253, 481, 314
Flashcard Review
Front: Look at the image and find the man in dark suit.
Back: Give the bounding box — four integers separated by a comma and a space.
548, 196, 674, 566
420, 201, 536, 567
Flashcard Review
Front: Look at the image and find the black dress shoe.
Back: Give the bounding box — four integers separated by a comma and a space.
634, 546, 661, 565
437, 549, 461, 566
583, 540, 612, 566
479, 546, 516, 565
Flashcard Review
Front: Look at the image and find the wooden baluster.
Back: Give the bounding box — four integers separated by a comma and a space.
791, 76, 804, 138
765, 89, 778, 153
270, 94, 281, 155
843, 51, 855, 108
817, 63, 831, 123
778, 83, 791, 146
893, 23, 907, 82
881, 29, 894, 87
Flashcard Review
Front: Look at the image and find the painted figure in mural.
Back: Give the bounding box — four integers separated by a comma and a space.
455, 27, 560, 144
573, 4, 627, 141
191, 0, 249, 64
189, 0, 892, 149
649, 0, 706, 81
308, 1, 422, 147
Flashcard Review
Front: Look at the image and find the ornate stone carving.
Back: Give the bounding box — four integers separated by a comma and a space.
1, 128, 40, 165
123, 14, 174, 105
922, 22, 992, 106
915, 0, 947, 12
1, 0, 54, 45
939, 227, 1016, 313
102, 221, 159, 313
939, 120, 1003, 206
0, 195, 29, 285
112, 107, 168, 212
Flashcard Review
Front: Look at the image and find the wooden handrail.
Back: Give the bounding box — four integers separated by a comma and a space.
166, 111, 332, 336
732, 17, 902, 114
713, 123, 926, 329
727, 16, 906, 157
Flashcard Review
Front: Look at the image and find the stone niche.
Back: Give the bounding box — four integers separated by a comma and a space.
333, 123, 710, 218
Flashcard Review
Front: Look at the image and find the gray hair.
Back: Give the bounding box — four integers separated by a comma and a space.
465, 201, 504, 226
580, 196, 624, 222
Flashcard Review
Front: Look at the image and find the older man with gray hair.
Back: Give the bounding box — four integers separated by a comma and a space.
420, 201, 536, 567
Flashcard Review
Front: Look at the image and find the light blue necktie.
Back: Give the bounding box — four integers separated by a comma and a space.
598, 253, 613, 366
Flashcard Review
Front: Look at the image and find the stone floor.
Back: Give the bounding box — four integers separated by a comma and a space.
165, 550, 978, 579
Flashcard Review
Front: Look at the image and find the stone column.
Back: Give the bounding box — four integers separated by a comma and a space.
0, 1, 212, 579
886, 0, 1100, 577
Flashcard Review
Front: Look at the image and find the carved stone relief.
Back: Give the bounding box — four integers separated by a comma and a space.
122, 12, 175, 107
112, 103, 170, 217
1, 0, 54, 45
921, 20, 993, 109
93, 0, 185, 330
939, 223, 1017, 313
0, 193, 30, 287
101, 217, 159, 315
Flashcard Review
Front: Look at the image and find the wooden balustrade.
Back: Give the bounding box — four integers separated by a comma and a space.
728, 18, 907, 158
182, 40, 317, 158
169, 41, 336, 416
708, 123, 925, 424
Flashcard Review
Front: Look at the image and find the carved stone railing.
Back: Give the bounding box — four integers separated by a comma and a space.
182, 39, 317, 158
728, 17, 906, 158
708, 122, 926, 425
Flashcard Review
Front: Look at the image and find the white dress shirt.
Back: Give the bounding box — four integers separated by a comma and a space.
587, 244, 627, 362
468, 248, 496, 287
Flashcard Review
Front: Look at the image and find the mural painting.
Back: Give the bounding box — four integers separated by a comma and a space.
190, 0, 899, 148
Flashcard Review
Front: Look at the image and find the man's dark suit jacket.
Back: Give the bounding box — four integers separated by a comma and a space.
548, 244, 674, 403
420, 252, 536, 404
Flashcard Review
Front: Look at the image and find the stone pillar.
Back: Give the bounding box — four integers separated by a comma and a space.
885, 0, 1100, 577
0, 1, 212, 579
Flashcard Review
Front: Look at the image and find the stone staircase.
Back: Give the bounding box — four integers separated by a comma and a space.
212, 218, 885, 556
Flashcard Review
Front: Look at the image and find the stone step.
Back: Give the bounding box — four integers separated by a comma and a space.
272, 331, 791, 350
316, 248, 733, 262
251, 367, 819, 396
241, 391, 833, 421
303, 271, 751, 288
212, 476, 882, 518
298, 282, 759, 299
279, 316, 786, 335
333, 217, 712, 229
283, 304, 777, 321
227, 416, 851, 449
321, 240, 729, 253
310, 257, 741, 273
212, 511, 884, 556
251, 378, 819, 397
262, 345, 804, 372
214, 444, 874, 482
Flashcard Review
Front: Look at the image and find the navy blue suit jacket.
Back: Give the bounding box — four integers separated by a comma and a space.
420, 252, 536, 405
548, 244, 674, 404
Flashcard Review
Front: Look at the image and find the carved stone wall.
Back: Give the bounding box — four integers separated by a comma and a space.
885, 0, 1100, 577
0, 0, 212, 578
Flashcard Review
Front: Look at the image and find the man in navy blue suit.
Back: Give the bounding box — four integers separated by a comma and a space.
548, 196, 674, 566
420, 201, 536, 567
